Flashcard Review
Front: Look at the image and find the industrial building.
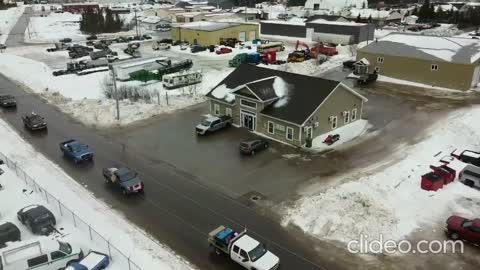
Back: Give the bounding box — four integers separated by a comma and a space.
357, 33, 480, 91
62, 3, 99, 13
260, 19, 374, 45
171, 22, 259, 46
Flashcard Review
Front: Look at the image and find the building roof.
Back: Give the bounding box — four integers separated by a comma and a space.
359, 33, 480, 64
234, 235, 259, 252
261, 19, 306, 26
178, 21, 241, 31
307, 19, 367, 26
207, 64, 356, 125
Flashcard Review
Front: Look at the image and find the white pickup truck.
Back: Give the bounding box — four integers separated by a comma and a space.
208, 226, 280, 270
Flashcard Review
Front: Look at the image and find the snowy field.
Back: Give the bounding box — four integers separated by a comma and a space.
0, 5, 25, 44
0, 119, 197, 270
26, 12, 84, 43
0, 53, 232, 127
282, 105, 480, 247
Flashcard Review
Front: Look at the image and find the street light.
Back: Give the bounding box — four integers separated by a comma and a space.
109, 64, 120, 121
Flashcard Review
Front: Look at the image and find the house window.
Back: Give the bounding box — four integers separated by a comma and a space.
213, 104, 220, 115
240, 99, 257, 109
330, 116, 338, 129
226, 107, 232, 117
352, 108, 357, 121
377, 57, 384, 63
343, 111, 350, 124
431, 64, 439, 71
286, 127, 294, 141
314, 122, 319, 128
267, 121, 274, 134
313, 3, 319, 10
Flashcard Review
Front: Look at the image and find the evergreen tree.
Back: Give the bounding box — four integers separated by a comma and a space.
356, 13, 361, 22
104, 8, 115, 32
362, 1, 366, 9
411, 6, 418, 16
96, 11, 105, 34
368, 14, 372, 23
418, 0, 430, 22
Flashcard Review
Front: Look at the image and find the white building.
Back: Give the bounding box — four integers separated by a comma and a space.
305, 0, 367, 11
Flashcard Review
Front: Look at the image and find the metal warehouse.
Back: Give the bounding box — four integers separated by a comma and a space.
260, 19, 374, 45
171, 22, 259, 46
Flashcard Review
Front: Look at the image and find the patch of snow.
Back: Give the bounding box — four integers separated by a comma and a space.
0, 6, 25, 44
349, 8, 392, 19
304, 0, 365, 10
25, 12, 85, 43
0, 119, 197, 270
211, 84, 235, 103
272, 76, 291, 108
377, 74, 465, 92
282, 106, 480, 245
311, 119, 370, 151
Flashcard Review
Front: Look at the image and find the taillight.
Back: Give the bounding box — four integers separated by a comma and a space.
129, 186, 134, 191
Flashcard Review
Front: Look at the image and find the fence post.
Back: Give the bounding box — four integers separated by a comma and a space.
58, 201, 63, 216
72, 212, 77, 227
107, 241, 112, 260
128, 256, 132, 270
45, 190, 49, 203
89, 225, 92, 240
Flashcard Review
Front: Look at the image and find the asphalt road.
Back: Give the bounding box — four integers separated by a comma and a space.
5, 6, 33, 48
0, 74, 369, 270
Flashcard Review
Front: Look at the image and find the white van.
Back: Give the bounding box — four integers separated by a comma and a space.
162, 71, 202, 89
459, 164, 480, 188
0, 240, 83, 270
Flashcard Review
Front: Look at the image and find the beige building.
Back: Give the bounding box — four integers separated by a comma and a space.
171, 22, 259, 46
206, 64, 367, 147
357, 33, 480, 91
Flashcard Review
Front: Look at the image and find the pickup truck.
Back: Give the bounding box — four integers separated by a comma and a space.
196, 115, 232, 135
152, 41, 170, 50
65, 250, 109, 270
102, 167, 144, 195
22, 112, 47, 131
208, 226, 280, 270
60, 139, 94, 163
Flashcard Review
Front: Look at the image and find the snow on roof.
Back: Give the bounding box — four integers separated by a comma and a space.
349, 8, 392, 19
308, 19, 367, 26
273, 77, 292, 108
261, 19, 305, 26
117, 57, 168, 69
360, 33, 480, 64
232, 7, 262, 14
140, 16, 163, 24
356, 58, 370, 65
199, 6, 216, 10
462, 150, 480, 159
179, 21, 241, 31
211, 84, 236, 103
169, 8, 185, 11
435, 4, 458, 12
80, 252, 107, 268
63, 2, 98, 6
176, 12, 202, 17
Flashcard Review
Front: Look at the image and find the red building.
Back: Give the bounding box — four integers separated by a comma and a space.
62, 3, 100, 13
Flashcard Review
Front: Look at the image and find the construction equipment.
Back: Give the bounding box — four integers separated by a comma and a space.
354, 58, 378, 85
124, 42, 141, 58
129, 59, 193, 82
287, 50, 310, 62
52, 59, 109, 76
46, 42, 69, 52
67, 45, 93, 59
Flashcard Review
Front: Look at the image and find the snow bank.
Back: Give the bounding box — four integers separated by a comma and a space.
311, 119, 370, 151
211, 84, 235, 102
273, 76, 291, 108
0, 6, 25, 44
0, 119, 197, 270
26, 12, 84, 43
283, 106, 480, 245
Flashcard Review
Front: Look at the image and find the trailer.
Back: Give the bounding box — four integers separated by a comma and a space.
65, 250, 109, 270
113, 57, 169, 81
162, 70, 202, 89
129, 59, 193, 82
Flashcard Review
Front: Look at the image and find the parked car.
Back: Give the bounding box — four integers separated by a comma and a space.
452, 150, 480, 167
180, 43, 189, 50
0, 43, 6, 50
196, 115, 232, 135
323, 134, 340, 145
22, 112, 47, 131
0, 240, 83, 270
59, 139, 94, 163
0, 222, 21, 248
239, 139, 269, 155
445, 215, 480, 245
59, 38, 72, 43
458, 164, 480, 189
65, 250, 109, 270
0, 95, 16, 108
17, 205, 56, 235
158, 38, 173, 44
102, 167, 144, 195
216, 47, 233, 55
152, 42, 170, 50
191, 45, 207, 53
86, 34, 97, 41
142, 34, 152, 40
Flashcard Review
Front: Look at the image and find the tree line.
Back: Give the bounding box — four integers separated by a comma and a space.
0, 0, 16, 10
80, 9, 123, 34
412, 0, 480, 27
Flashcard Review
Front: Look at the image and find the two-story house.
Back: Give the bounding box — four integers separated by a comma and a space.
205, 64, 368, 147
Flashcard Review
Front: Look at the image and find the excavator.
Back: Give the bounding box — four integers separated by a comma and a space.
287, 40, 338, 63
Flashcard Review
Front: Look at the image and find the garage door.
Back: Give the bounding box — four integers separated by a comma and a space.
249, 31, 256, 41
239, 31, 246, 42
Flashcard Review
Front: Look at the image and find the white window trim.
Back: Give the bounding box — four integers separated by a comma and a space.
240, 98, 257, 109
286, 127, 294, 141
213, 104, 220, 116
226, 107, 232, 117
351, 108, 357, 121
343, 111, 350, 124
267, 121, 275, 134
431, 64, 439, 71
331, 116, 338, 130
377, 57, 384, 63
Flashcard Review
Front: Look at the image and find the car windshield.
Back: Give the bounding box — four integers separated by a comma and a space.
201, 119, 212, 126
58, 241, 72, 254
463, 221, 473, 228
248, 243, 267, 262
119, 171, 137, 181
71, 144, 87, 152
34, 213, 51, 224
240, 142, 250, 148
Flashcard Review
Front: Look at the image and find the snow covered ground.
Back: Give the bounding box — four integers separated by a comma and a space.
282, 105, 480, 247
26, 12, 84, 43
0, 53, 232, 127
0, 5, 25, 44
311, 119, 371, 152
0, 118, 197, 270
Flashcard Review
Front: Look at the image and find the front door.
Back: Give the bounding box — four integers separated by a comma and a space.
241, 110, 256, 131
305, 126, 313, 139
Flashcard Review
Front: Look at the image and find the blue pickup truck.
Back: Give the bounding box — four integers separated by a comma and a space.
60, 139, 94, 163
65, 250, 109, 270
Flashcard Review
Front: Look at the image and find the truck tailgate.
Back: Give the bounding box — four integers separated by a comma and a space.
80, 251, 109, 269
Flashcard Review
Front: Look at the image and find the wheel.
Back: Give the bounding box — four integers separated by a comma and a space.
450, 232, 460, 240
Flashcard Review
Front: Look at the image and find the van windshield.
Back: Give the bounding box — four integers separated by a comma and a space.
58, 241, 72, 254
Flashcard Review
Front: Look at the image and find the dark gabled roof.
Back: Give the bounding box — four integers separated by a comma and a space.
244, 77, 279, 101
207, 64, 342, 125
234, 86, 258, 100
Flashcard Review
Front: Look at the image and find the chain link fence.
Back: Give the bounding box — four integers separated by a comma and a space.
0, 152, 142, 270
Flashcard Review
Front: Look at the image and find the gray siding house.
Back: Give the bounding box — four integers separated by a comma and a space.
206, 64, 367, 147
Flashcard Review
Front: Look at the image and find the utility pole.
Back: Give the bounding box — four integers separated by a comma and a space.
134, 9, 140, 38
109, 65, 120, 121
